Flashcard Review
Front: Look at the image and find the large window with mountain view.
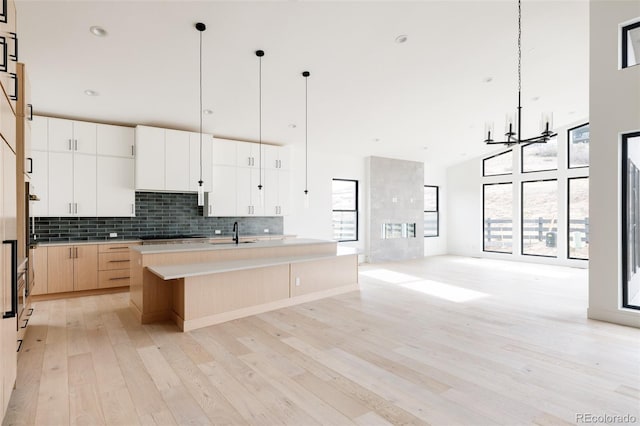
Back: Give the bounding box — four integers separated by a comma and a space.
332, 179, 358, 242
622, 132, 640, 310
568, 177, 589, 260
483, 183, 513, 253
521, 179, 558, 257
568, 123, 589, 168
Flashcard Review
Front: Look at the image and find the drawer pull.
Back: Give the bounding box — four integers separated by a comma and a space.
108, 247, 129, 250
109, 276, 130, 281
16, 339, 22, 353
108, 259, 129, 263
21, 318, 28, 328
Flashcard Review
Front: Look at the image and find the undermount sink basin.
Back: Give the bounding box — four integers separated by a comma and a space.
210, 240, 257, 245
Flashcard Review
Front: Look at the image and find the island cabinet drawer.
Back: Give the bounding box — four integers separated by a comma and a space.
99, 269, 131, 288
99, 252, 131, 270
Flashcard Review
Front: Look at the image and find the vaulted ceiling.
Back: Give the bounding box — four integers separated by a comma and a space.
17, 0, 589, 167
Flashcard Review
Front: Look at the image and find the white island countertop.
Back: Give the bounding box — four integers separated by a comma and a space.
148, 246, 358, 280
131, 238, 337, 255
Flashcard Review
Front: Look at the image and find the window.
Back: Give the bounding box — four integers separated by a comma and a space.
622, 132, 640, 310
483, 150, 513, 176
332, 179, 358, 242
424, 185, 439, 237
568, 177, 589, 260
521, 179, 558, 257
568, 123, 589, 168
483, 183, 513, 253
621, 20, 640, 69
522, 137, 558, 173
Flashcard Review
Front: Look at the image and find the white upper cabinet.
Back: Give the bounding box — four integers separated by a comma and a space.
135, 125, 165, 191
207, 165, 237, 217
212, 137, 237, 166
236, 141, 259, 168
264, 168, 290, 216
189, 132, 212, 193
263, 145, 289, 170
48, 151, 97, 217
236, 167, 264, 216
97, 124, 135, 158
97, 156, 135, 217
30, 150, 48, 217
31, 115, 47, 151
165, 129, 190, 191
48, 118, 96, 154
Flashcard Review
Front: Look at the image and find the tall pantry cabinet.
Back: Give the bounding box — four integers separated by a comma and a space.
0, 0, 20, 421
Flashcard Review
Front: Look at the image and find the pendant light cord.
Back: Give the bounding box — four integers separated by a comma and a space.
259, 54, 262, 187
305, 75, 308, 193
199, 28, 203, 185
517, 0, 521, 95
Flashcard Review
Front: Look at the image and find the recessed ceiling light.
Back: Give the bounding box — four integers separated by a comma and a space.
423, 146, 428, 150
531, 96, 540, 101
89, 26, 107, 37
288, 123, 297, 128
395, 35, 408, 44
203, 109, 213, 115
84, 89, 98, 96
483, 77, 493, 83
568, 111, 576, 115
373, 138, 381, 142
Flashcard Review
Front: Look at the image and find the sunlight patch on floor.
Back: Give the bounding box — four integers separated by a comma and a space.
449, 256, 582, 279
359, 269, 422, 284
360, 269, 488, 302
401, 280, 489, 302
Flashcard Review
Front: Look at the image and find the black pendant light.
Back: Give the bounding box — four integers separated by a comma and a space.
256, 50, 264, 204
302, 71, 310, 209
196, 22, 206, 206
483, 0, 557, 146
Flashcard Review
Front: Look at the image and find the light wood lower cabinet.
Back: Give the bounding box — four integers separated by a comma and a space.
30, 245, 48, 295
33, 242, 140, 296
46, 245, 97, 293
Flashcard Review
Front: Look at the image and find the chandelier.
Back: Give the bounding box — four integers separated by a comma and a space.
484, 0, 557, 146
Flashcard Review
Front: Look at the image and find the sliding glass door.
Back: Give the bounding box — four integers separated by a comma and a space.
622, 132, 640, 310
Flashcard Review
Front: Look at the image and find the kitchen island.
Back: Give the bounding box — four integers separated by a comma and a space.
130, 239, 358, 331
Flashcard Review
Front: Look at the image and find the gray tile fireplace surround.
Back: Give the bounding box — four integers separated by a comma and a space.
32, 192, 284, 243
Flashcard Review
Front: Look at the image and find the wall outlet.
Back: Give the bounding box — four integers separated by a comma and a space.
33, 234, 37, 240
264, 229, 269, 233
109, 232, 118, 238
295, 277, 301, 286
214, 230, 221, 235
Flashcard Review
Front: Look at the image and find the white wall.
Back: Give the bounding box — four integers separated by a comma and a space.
588, 1, 640, 327
446, 119, 590, 268
284, 143, 366, 259
424, 164, 448, 256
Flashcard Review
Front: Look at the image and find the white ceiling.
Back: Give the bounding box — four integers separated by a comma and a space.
17, 0, 589, 168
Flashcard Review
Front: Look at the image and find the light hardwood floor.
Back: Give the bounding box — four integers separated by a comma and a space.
3, 255, 639, 426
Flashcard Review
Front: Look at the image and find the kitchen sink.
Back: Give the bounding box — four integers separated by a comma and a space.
210, 240, 258, 245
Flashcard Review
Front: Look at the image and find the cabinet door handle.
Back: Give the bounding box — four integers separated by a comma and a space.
2, 240, 17, 319
131, 145, 134, 157
16, 339, 22, 353
9, 32, 17, 62
0, 35, 7, 72
8, 72, 17, 101
68, 203, 72, 213
21, 318, 28, 329
208, 205, 212, 215
27, 104, 33, 121
26, 157, 32, 174
74, 139, 78, 151
75, 247, 78, 258
131, 204, 134, 214
68, 139, 72, 151
74, 203, 78, 214
68, 247, 72, 258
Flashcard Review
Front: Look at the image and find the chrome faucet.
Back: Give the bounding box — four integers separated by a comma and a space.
233, 221, 239, 245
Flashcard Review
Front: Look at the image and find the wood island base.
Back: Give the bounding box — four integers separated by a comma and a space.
129, 240, 359, 332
